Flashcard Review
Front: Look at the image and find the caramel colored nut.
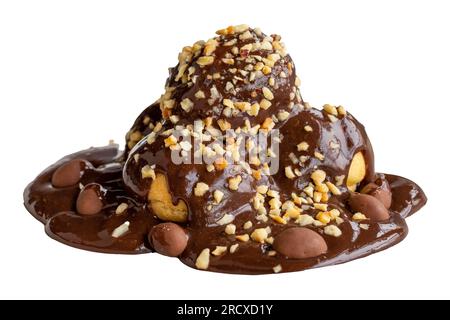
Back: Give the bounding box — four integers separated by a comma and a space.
52, 159, 90, 188
273, 227, 328, 259
361, 182, 392, 209
149, 222, 188, 257
76, 183, 104, 216
348, 193, 390, 222
148, 174, 188, 223
347, 152, 366, 191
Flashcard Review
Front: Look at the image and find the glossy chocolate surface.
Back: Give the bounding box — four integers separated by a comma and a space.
24, 108, 426, 274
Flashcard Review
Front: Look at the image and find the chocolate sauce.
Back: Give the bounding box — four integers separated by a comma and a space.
23, 108, 426, 274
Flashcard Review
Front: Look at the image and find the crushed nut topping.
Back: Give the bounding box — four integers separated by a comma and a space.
250, 228, 269, 243
194, 182, 209, 197
141, 165, 156, 180
228, 175, 242, 191
195, 249, 211, 270
225, 224, 236, 235
115, 203, 128, 215
324, 225, 342, 237
273, 264, 282, 273
212, 246, 228, 256
236, 234, 250, 242
111, 221, 130, 238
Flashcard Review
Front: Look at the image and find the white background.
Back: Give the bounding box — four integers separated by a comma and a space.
0, 0, 448, 300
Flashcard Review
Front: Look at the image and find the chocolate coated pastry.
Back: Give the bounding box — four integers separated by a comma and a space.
24, 25, 426, 274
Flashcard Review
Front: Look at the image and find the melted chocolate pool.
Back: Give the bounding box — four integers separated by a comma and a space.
23, 135, 426, 274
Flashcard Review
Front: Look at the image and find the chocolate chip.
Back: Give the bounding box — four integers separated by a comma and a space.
361, 181, 392, 209
273, 227, 328, 259
52, 159, 91, 188
76, 183, 104, 215
348, 193, 390, 222
149, 223, 188, 257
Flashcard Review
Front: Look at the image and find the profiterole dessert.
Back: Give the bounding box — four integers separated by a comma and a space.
24, 25, 427, 274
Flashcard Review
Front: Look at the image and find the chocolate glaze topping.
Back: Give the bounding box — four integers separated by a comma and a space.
24, 25, 427, 274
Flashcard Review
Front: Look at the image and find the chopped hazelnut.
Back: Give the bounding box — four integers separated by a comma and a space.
225, 224, 236, 235
217, 214, 234, 225
230, 244, 239, 254
257, 185, 269, 194
311, 169, 326, 185
115, 203, 128, 215
353, 212, 368, 221
315, 183, 329, 193
262, 87, 274, 100
221, 58, 235, 65
180, 98, 194, 112
329, 209, 341, 219
194, 182, 209, 197
213, 190, 224, 204
164, 135, 177, 147
129, 131, 142, 142
297, 141, 309, 151
277, 110, 290, 121
235, 101, 251, 111
314, 203, 328, 211
323, 104, 338, 116
228, 175, 242, 191
141, 165, 156, 180
337, 105, 347, 116
303, 185, 314, 198
335, 175, 346, 186
197, 56, 215, 66
285, 166, 296, 179
217, 119, 231, 131
111, 221, 130, 238
326, 181, 341, 195
252, 169, 262, 180
250, 228, 268, 243
236, 234, 250, 242
260, 99, 272, 110
314, 151, 325, 161
324, 225, 342, 237
273, 264, 282, 273
269, 214, 287, 224
212, 246, 228, 256
261, 117, 275, 130
223, 99, 234, 109
195, 249, 210, 270
360, 223, 370, 230
195, 90, 206, 99
313, 191, 323, 203
243, 221, 253, 230
296, 214, 315, 226
286, 207, 301, 219
316, 211, 331, 224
